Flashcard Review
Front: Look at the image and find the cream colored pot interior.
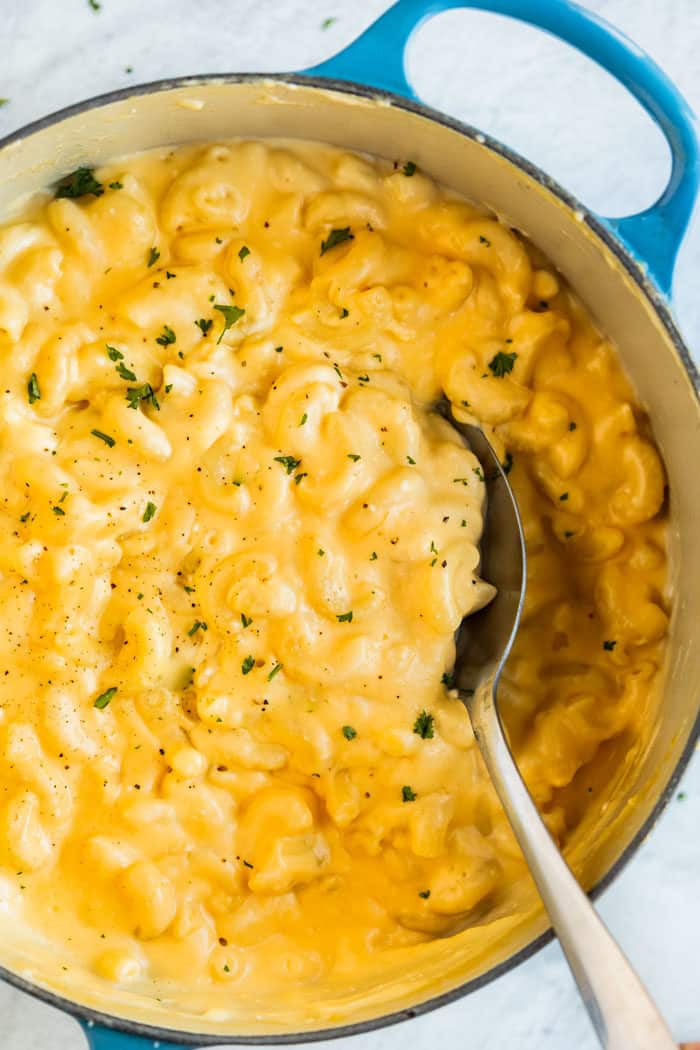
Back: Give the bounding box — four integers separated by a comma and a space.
0, 78, 698, 1038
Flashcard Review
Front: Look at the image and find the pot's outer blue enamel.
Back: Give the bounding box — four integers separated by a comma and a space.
0, 1, 698, 1047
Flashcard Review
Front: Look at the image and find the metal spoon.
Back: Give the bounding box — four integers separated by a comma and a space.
444, 406, 676, 1050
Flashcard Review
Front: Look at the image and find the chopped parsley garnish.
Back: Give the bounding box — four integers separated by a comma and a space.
402, 785, 417, 802
317, 548, 325, 557
569, 421, 577, 431
369, 551, 377, 561
142, 501, 157, 523
55, 168, 104, 200
106, 345, 123, 361
267, 662, 283, 681
402, 160, 416, 176
156, 324, 176, 346
347, 453, 361, 462
241, 655, 255, 675
147, 247, 160, 267
441, 671, 454, 687
413, 710, 435, 739
116, 360, 137, 381
564, 530, 575, 539
274, 346, 283, 353
342, 725, 357, 740
488, 351, 517, 377
87, 0, 101, 10
238, 245, 250, 261
109, 180, 123, 190
0, 99, 9, 108
418, 890, 431, 899
214, 304, 245, 344
91, 428, 115, 447
274, 454, 301, 475
188, 620, 208, 637
321, 16, 337, 28
94, 686, 117, 709
20, 512, 30, 523
559, 492, 569, 502
357, 374, 369, 383
52, 505, 65, 516
473, 466, 484, 482
406, 455, 416, 465
299, 413, 308, 426
241, 613, 252, 628
337, 611, 353, 623
126, 383, 160, 411
603, 639, 617, 651
294, 472, 307, 485
320, 226, 354, 256
165, 384, 173, 393
195, 318, 213, 336
502, 452, 514, 475
27, 373, 40, 404
183, 585, 195, 594
339, 307, 349, 318
479, 235, 491, 246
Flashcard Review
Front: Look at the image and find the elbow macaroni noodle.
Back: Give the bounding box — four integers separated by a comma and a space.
0, 140, 668, 1014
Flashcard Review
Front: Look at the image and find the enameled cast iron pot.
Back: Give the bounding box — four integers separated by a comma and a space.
1, 1, 699, 1047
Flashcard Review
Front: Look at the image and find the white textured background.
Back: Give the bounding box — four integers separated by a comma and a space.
0, 2, 698, 1048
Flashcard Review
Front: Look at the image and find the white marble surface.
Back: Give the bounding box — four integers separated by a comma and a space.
0, 1, 698, 1047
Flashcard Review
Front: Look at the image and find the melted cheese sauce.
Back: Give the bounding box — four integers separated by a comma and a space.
0, 139, 668, 1027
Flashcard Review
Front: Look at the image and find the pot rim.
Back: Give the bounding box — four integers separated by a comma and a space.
0, 71, 698, 1046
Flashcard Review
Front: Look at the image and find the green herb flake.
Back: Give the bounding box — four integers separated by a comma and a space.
94, 686, 117, 709
339, 307, 349, 318
369, 551, 378, 561
603, 639, 617, 651
677, 791, 687, 801
473, 466, 484, 482
91, 428, 115, 447
183, 585, 195, 594
156, 324, 176, 347
27, 373, 40, 405
418, 890, 431, 899
337, 611, 353, 623
321, 16, 337, 28
55, 168, 104, 200
88, 0, 101, 10
559, 492, 569, 502
274, 454, 301, 475
402, 785, 417, 803
241, 655, 255, 675
0, 99, 9, 108
20, 512, 30, 523
299, 413, 308, 426
488, 351, 517, 377
406, 455, 416, 465
165, 383, 173, 394
116, 360, 137, 382
214, 304, 245, 344
188, 620, 208, 637
142, 501, 157, 523
479, 235, 491, 247
502, 451, 514, 475
320, 226, 354, 256
342, 725, 357, 740
238, 245, 250, 261
347, 453, 361, 462
109, 181, 123, 190
52, 505, 65, 516
126, 383, 159, 411
441, 671, 454, 687
569, 421, 577, 431
402, 160, 417, 177
294, 472, 308, 485
195, 318, 213, 336
274, 345, 283, 354
413, 710, 435, 739
241, 613, 252, 628
267, 662, 283, 681
147, 247, 160, 267
106, 345, 123, 361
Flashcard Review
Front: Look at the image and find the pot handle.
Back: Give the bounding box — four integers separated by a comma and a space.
305, 0, 699, 296
80, 1019, 196, 1049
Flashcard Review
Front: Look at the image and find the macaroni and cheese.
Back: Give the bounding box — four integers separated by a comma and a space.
0, 139, 668, 1023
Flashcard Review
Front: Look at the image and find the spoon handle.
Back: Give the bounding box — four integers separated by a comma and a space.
465, 679, 676, 1050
